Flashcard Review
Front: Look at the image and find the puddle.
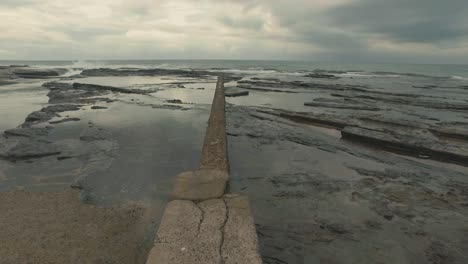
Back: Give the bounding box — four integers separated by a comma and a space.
0, 82, 48, 132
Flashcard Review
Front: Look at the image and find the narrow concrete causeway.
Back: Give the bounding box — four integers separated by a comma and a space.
146, 76, 262, 264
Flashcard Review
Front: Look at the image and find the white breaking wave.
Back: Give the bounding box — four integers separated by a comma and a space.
336, 72, 400, 78
451, 75, 468, 81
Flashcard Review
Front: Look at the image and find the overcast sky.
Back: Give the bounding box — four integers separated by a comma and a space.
1, 0, 467, 63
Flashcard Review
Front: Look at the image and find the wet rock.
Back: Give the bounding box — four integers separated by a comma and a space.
341, 126, 468, 166
80, 127, 111, 142
256, 108, 350, 129
25, 111, 55, 123
426, 241, 457, 264
305, 73, 339, 79
304, 102, 381, 111
44, 82, 116, 104
372, 204, 395, 221
166, 99, 183, 104
0, 140, 60, 160
13, 68, 67, 78
412, 85, 437, 89
72, 83, 147, 94
151, 104, 190, 111
324, 223, 350, 234
44, 104, 83, 113
91, 106, 108, 110
25, 104, 82, 124
250, 77, 280, 82
430, 128, 468, 141
237, 84, 300, 94
225, 88, 249, 97
4, 127, 50, 138
80, 68, 215, 78
49, 118, 81, 124
333, 92, 468, 110
364, 220, 382, 230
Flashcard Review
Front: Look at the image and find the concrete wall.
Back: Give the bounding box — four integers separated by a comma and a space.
145, 75, 262, 264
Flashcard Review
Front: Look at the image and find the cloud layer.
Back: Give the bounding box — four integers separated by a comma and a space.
1, 0, 467, 63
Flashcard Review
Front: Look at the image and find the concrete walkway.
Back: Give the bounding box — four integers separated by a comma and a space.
145, 76, 262, 264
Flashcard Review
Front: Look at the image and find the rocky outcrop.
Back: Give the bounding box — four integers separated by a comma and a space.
341, 126, 468, 165
72, 83, 148, 94
305, 73, 339, 79
81, 68, 214, 78
13, 68, 67, 79
225, 88, 249, 97
25, 105, 82, 124
0, 140, 61, 161
304, 102, 381, 111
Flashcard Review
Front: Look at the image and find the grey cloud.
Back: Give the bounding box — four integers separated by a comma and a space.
218, 16, 265, 31
0, 0, 467, 63
0, 0, 35, 7
65, 28, 126, 41
327, 0, 468, 43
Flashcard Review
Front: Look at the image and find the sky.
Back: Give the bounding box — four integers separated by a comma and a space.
1, 0, 467, 63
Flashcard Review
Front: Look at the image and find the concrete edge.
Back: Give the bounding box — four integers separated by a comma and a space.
145, 75, 262, 264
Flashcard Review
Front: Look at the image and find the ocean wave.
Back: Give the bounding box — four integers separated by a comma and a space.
209, 68, 279, 75
316, 69, 461, 79
451, 75, 468, 81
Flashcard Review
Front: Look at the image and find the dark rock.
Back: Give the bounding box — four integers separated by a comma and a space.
91, 106, 108, 110
44, 82, 117, 104
305, 73, 339, 79
256, 108, 350, 129
0, 140, 60, 160
333, 92, 468, 110
236, 85, 299, 93
13, 68, 67, 78
151, 104, 189, 111
342, 126, 468, 166
364, 220, 382, 230
72, 83, 147, 94
25, 104, 83, 124
325, 223, 350, 234
225, 88, 249, 97
251, 77, 280, 82
25, 111, 56, 123
4, 127, 50, 138
166, 99, 183, 104
426, 241, 456, 264
49, 118, 81, 124
80, 68, 215, 78
80, 127, 111, 142
412, 85, 437, 89
304, 102, 380, 111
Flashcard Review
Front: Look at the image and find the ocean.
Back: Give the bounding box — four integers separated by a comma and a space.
1, 59, 468, 79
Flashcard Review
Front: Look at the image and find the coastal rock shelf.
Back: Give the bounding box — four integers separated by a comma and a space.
2, 62, 468, 264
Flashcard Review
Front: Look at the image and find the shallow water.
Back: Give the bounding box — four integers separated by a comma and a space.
0, 81, 48, 132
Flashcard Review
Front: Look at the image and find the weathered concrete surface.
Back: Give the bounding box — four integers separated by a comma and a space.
172, 170, 228, 200
222, 195, 263, 264
146, 196, 261, 264
200, 75, 229, 171
145, 76, 262, 264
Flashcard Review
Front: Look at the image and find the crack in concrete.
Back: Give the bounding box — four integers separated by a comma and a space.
219, 198, 229, 264
194, 202, 205, 237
